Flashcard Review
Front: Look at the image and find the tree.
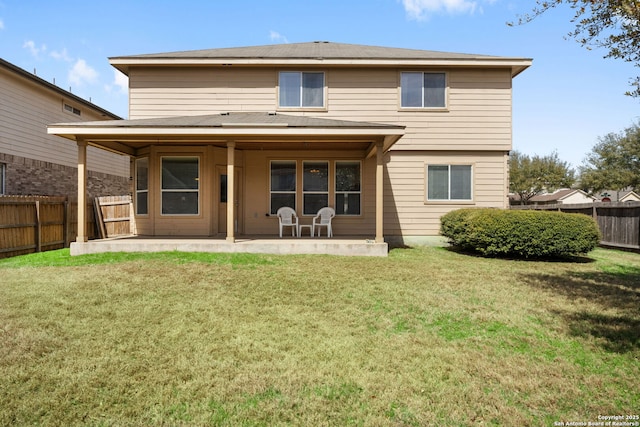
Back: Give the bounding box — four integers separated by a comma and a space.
510, 1, 640, 97
509, 150, 576, 204
579, 121, 640, 192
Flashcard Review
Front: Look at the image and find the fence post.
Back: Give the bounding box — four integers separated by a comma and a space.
35, 200, 42, 253
637, 209, 640, 249
63, 197, 70, 248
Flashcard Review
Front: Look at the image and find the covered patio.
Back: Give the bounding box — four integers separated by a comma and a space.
48, 112, 405, 257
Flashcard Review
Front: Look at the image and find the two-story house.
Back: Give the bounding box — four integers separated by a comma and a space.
48, 41, 531, 252
0, 58, 129, 197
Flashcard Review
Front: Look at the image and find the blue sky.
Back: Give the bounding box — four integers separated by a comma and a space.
1, 0, 638, 168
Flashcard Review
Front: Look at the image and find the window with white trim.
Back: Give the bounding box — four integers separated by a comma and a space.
426, 164, 472, 201
135, 158, 148, 215
335, 161, 361, 215
270, 160, 362, 216
279, 71, 324, 108
303, 161, 329, 215
270, 160, 296, 214
161, 156, 199, 215
401, 72, 446, 108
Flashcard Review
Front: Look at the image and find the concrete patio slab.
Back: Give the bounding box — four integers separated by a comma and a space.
70, 235, 389, 257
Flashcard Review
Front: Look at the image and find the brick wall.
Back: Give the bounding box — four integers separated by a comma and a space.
0, 153, 130, 198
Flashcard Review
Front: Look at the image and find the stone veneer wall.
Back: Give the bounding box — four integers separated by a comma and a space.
0, 153, 130, 198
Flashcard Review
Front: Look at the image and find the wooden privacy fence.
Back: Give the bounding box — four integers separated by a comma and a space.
511, 201, 640, 250
0, 195, 132, 259
94, 195, 135, 239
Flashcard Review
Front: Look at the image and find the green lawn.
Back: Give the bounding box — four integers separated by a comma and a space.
0, 247, 638, 426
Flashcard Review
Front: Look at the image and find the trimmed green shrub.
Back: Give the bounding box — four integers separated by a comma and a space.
440, 208, 601, 258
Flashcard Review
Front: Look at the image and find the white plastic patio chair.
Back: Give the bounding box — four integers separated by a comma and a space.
276, 207, 298, 238
312, 207, 335, 238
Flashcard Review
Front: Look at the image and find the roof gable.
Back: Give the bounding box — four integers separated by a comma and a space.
620, 191, 640, 202
530, 189, 595, 203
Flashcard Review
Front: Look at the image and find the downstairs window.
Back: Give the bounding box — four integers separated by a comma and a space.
161, 156, 199, 215
426, 164, 472, 201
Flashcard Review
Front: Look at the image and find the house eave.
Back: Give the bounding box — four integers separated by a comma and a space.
48, 125, 404, 137
48, 113, 405, 156
110, 58, 532, 78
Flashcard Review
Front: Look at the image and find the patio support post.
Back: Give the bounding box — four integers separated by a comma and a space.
76, 138, 88, 242
375, 141, 384, 243
226, 141, 236, 243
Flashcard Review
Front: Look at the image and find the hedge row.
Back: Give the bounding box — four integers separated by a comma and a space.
440, 208, 601, 258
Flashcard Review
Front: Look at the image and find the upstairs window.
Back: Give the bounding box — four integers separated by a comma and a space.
279, 71, 324, 108
426, 164, 472, 201
401, 72, 446, 108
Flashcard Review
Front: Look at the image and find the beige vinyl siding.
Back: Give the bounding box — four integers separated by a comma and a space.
384, 151, 509, 236
327, 69, 397, 120
0, 68, 129, 177
129, 67, 277, 119
129, 66, 513, 152
127, 65, 514, 237
326, 68, 512, 151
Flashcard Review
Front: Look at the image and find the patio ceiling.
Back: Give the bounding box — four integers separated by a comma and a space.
48, 112, 406, 157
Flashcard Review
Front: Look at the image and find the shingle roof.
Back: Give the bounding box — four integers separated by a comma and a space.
109, 41, 532, 77
112, 41, 504, 61
50, 112, 405, 130
530, 189, 578, 202
48, 112, 406, 156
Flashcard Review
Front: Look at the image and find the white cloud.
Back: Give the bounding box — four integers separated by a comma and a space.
105, 69, 128, 94
68, 59, 98, 87
51, 48, 72, 62
23, 40, 47, 57
269, 31, 289, 44
400, 0, 492, 20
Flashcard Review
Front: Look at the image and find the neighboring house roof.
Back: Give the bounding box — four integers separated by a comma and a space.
620, 191, 640, 202
530, 189, 595, 203
110, 41, 532, 77
597, 190, 640, 202
0, 57, 121, 120
48, 112, 406, 156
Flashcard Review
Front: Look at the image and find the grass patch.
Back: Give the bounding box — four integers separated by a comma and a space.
0, 247, 638, 425
0, 248, 278, 268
